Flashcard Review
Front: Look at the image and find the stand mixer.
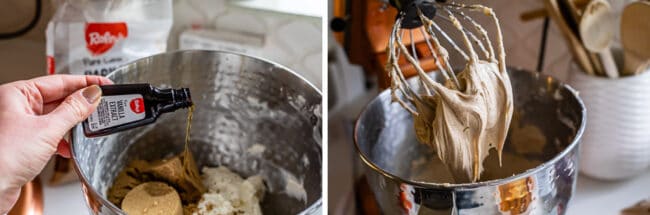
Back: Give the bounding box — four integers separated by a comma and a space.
332, 0, 443, 88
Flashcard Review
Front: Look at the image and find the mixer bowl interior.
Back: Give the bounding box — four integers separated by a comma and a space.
72, 50, 322, 214
356, 68, 586, 185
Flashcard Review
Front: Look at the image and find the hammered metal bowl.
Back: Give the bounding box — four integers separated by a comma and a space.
71, 50, 322, 214
355, 69, 586, 214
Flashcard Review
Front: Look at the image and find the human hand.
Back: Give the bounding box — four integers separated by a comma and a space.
0, 75, 112, 213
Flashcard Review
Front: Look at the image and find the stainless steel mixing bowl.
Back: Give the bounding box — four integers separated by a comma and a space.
354, 69, 586, 215
71, 50, 322, 214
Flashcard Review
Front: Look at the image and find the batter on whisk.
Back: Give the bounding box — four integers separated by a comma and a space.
387, 2, 513, 183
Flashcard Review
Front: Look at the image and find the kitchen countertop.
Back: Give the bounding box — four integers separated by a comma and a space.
569, 172, 650, 214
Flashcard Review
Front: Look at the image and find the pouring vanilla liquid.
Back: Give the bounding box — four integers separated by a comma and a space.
104, 91, 266, 214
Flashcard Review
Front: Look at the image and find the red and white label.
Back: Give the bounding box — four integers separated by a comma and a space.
46, 1, 172, 76
129, 98, 145, 114
85, 22, 128, 56
86, 94, 146, 132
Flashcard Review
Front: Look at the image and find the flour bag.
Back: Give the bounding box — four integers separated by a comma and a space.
46, 0, 172, 75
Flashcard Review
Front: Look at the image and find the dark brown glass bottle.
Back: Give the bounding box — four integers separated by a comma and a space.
83, 84, 192, 137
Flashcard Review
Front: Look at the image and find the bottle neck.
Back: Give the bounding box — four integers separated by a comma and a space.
156, 88, 193, 113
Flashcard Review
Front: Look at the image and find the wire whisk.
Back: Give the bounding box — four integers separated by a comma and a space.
385, 0, 512, 182
387, 1, 506, 112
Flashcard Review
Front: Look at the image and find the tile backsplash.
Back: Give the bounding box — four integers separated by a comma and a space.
174, 0, 322, 89
476, 0, 635, 81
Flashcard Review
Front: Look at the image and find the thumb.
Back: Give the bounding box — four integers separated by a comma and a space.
46, 85, 102, 136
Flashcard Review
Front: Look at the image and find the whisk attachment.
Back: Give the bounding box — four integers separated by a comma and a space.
386, 2, 506, 113
385, 1, 512, 183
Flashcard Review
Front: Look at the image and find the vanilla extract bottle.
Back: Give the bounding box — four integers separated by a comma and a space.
83, 84, 192, 137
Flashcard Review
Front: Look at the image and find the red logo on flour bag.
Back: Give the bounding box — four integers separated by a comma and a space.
85, 22, 128, 56
129, 98, 145, 114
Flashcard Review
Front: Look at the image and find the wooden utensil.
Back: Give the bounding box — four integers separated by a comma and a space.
559, 0, 606, 76
559, 0, 603, 76
564, 0, 584, 24
621, 1, 650, 75
545, 0, 595, 75
580, 0, 619, 78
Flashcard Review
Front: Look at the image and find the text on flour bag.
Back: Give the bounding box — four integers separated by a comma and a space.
83, 84, 192, 137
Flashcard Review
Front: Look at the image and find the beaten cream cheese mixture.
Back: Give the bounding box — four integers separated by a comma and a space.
391, 5, 513, 183
413, 61, 512, 183
194, 167, 265, 215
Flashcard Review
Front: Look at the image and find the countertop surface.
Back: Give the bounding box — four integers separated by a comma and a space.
569, 172, 650, 214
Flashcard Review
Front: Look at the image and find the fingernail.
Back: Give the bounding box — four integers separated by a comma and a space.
82, 85, 102, 104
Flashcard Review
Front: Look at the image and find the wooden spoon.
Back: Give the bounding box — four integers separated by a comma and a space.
560, 0, 606, 76
580, 0, 619, 78
544, 0, 595, 75
621, 1, 650, 75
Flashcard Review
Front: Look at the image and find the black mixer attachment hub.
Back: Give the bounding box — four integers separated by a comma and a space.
389, 0, 443, 29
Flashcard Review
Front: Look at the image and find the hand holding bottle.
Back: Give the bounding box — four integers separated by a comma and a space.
0, 75, 112, 213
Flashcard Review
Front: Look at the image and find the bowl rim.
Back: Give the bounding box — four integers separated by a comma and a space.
71, 49, 323, 214
353, 68, 587, 189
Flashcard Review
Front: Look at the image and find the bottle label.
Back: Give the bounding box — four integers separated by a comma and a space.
87, 94, 146, 132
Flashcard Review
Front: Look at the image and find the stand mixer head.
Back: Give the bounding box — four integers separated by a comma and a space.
387, 0, 441, 29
